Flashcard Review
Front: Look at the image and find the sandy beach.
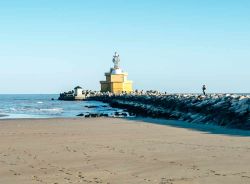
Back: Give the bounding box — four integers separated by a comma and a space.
0, 118, 250, 184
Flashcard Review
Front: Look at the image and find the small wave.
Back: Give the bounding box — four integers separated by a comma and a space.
0, 114, 9, 118
39, 108, 64, 112
9, 108, 17, 111
6, 107, 64, 115
37, 101, 43, 104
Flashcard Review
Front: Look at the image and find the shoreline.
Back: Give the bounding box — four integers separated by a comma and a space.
1, 118, 250, 183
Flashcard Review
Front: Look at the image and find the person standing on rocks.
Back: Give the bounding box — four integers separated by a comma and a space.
202, 85, 207, 95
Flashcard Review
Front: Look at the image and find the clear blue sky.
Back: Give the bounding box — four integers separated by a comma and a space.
0, 0, 249, 94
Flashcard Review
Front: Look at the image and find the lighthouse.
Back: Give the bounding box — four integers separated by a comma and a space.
100, 52, 133, 93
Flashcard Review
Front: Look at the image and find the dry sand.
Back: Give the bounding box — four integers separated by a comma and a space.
0, 117, 250, 184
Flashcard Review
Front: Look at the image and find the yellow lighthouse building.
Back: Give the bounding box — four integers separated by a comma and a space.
100, 52, 133, 93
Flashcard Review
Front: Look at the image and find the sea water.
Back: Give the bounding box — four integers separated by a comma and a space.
0, 94, 122, 119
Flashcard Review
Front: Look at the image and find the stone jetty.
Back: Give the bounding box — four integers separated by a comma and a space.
88, 91, 250, 130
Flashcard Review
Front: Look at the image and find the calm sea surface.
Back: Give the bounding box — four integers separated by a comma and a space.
0, 94, 121, 119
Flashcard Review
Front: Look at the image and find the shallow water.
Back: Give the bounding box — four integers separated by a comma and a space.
0, 94, 123, 119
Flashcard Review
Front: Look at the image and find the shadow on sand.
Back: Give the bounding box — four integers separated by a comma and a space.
125, 117, 250, 137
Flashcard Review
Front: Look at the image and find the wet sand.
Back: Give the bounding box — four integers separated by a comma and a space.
0, 117, 250, 184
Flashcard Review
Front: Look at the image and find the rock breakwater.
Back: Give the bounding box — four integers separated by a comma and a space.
88, 92, 250, 130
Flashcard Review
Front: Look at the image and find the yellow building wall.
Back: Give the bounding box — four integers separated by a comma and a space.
100, 82, 110, 92
111, 74, 125, 82
100, 72, 133, 93
123, 81, 133, 92
111, 82, 123, 93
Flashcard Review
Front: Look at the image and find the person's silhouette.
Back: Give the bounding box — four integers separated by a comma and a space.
202, 85, 206, 95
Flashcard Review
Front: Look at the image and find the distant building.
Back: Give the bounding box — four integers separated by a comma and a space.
100, 52, 133, 93
74, 86, 85, 100
58, 86, 85, 101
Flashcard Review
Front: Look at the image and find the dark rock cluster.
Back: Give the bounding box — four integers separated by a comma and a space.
76, 111, 134, 118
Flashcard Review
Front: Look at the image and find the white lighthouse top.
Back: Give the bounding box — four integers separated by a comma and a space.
111, 68, 123, 74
